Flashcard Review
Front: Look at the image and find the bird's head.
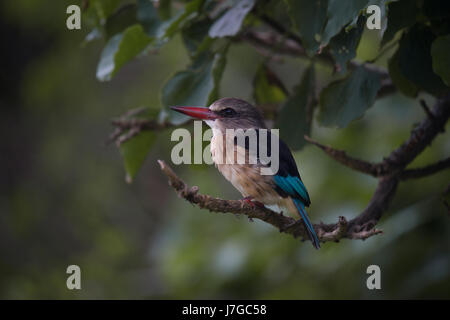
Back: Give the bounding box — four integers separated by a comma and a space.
171, 98, 266, 130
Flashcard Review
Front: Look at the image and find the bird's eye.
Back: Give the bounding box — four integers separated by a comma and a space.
221, 108, 237, 117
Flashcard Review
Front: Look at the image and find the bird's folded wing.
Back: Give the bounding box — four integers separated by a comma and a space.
273, 174, 311, 205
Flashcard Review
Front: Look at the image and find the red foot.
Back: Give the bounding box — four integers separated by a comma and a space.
242, 196, 265, 209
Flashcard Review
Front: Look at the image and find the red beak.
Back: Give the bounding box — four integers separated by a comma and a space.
170, 106, 219, 120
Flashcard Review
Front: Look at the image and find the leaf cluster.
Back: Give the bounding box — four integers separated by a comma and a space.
84, 0, 450, 179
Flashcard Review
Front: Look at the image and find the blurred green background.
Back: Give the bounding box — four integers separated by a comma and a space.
0, 0, 449, 299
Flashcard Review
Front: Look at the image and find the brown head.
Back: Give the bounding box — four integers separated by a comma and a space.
171, 97, 266, 130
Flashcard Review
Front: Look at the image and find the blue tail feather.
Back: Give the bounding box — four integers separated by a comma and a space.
293, 198, 320, 250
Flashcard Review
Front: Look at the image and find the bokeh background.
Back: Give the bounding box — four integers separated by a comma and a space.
1, 0, 449, 299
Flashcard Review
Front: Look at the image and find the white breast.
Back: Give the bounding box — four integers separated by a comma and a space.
209, 129, 278, 202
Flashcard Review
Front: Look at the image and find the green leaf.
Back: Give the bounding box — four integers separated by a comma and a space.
397, 24, 448, 96
137, 0, 164, 38
118, 108, 158, 183
89, 0, 122, 25
105, 3, 138, 38
276, 64, 315, 150
253, 64, 287, 106
318, 66, 381, 128
209, 0, 255, 38
285, 0, 328, 56
388, 50, 418, 98
96, 24, 152, 81
138, 0, 202, 39
328, 16, 364, 74
431, 34, 450, 87
161, 0, 204, 40
381, 0, 418, 47
161, 50, 227, 125
159, 0, 172, 20
120, 131, 156, 183
95, 0, 204, 82
322, 0, 368, 46
83, 27, 102, 44
182, 18, 214, 57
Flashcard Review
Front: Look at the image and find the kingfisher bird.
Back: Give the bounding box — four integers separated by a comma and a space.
171, 98, 320, 249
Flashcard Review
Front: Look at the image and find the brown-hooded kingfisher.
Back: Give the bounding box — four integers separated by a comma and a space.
171, 98, 320, 249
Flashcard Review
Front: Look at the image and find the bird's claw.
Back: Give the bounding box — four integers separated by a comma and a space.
241, 197, 265, 209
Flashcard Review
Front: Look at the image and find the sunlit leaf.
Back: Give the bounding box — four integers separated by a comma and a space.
83, 27, 102, 44
276, 64, 315, 150
209, 0, 255, 38
96, 24, 152, 81
318, 66, 381, 128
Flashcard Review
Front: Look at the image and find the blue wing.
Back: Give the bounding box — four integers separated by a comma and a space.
273, 136, 311, 206
234, 129, 319, 249
233, 129, 311, 205
273, 174, 310, 205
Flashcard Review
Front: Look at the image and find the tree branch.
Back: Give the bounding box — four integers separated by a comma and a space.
243, 14, 392, 77
379, 96, 450, 173
157, 96, 449, 246
109, 20, 399, 146
304, 135, 383, 177
305, 95, 450, 179
303, 96, 449, 235
107, 107, 172, 146
245, 10, 396, 98
158, 160, 382, 244
420, 99, 436, 121
348, 176, 398, 233
400, 157, 450, 180
240, 29, 395, 98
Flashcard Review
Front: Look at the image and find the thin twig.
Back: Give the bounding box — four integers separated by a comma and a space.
367, 40, 399, 64
400, 157, 450, 180
381, 96, 450, 172
107, 107, 173, 146
241, 29, 395, 99
305, 96, 450, 179
253, 15, 392, 79
304, 135, 384, 177
420, 99, 435, 120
